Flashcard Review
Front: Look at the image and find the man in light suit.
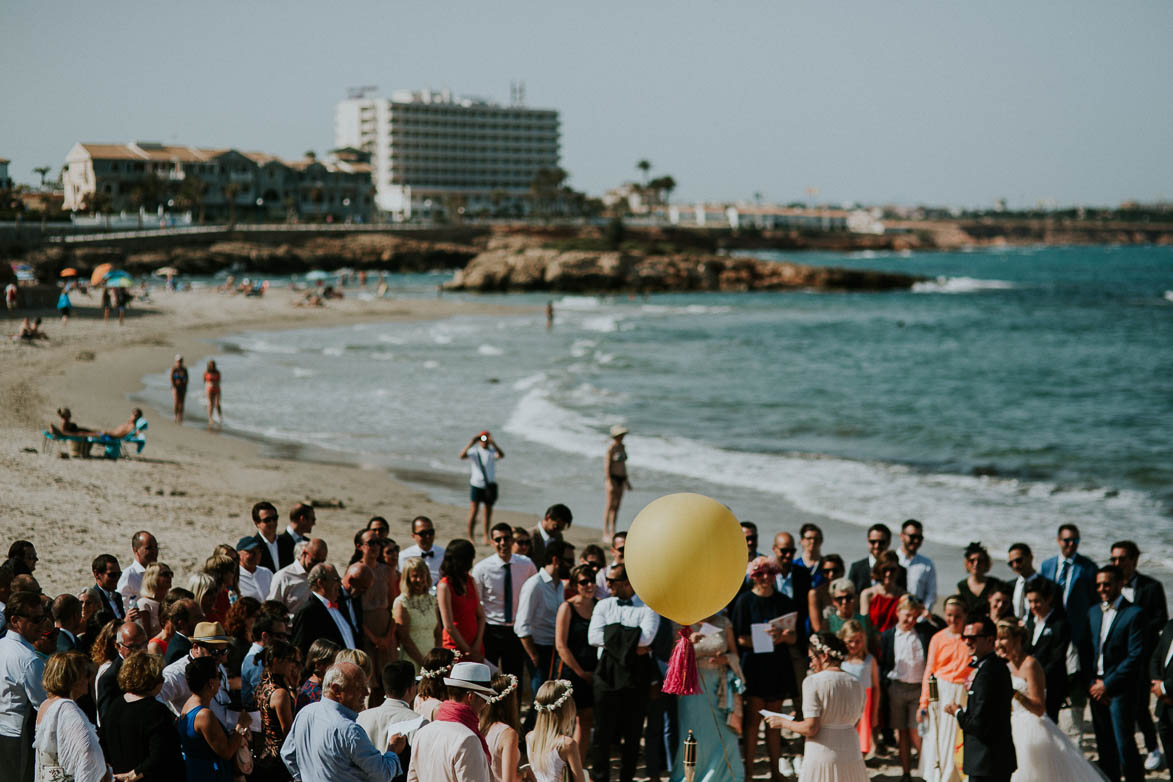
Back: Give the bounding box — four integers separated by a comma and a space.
1080, 565, 1145, 782
1039, 522, 1097, 735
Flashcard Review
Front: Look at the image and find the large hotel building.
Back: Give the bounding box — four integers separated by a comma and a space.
334, 88, 560, 220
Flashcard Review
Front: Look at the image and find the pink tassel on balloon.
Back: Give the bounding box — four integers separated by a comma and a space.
661, 627, 701, 695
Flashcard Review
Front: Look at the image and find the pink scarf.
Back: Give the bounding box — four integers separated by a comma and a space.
435, 700, 491, 760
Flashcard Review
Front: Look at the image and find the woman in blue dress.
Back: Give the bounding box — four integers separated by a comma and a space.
179, 656, 250, 782
670, 613, 746, 782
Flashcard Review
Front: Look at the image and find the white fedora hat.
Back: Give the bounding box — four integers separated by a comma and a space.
444, 661, 496, 696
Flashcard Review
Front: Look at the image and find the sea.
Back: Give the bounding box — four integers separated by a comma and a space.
138, 245, 1173, 578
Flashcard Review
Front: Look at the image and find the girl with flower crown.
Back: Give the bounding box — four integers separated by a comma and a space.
525, 680, 587, 782
479, 673, 523, 782
413, 647, 456, 721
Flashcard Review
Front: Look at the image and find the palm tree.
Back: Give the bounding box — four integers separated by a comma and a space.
34, 167, 51, 188
636, 159, 652, 186
176, 176, 209, 224
223, 182, 242, 226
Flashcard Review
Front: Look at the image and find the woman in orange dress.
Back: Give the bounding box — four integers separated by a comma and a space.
437, 539, 485, 661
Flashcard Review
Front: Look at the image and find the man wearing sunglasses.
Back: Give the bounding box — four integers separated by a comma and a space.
158, 621, 237, 730
398, 516, 445, 587
96, 620, 148, 723
944, 616, 1016, 782
595, 531, 626, 598
848, 523, 891, 596
472, 522, 536, 679
896, 519, 937, 612
1007, 543, 1042, 620
1040, 523, 1098, 739
0, 592, 48, 782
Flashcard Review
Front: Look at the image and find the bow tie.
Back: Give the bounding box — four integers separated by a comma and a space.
420, 550, 435, 558
328, 600, 340, 610
969, 657, 980, 668
1101, 602, 1113, 613
617, 598, 633, 607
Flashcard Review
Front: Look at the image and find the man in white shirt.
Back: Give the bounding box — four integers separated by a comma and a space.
0, 592, 47, 782
588, 564, 660, 782
459, 430, 505, 545
236, 536, 274, 602
895, 520, 937, 612
407, 661, 493, 782
269, 538, 328, 616
158, 621, 235, 729
358, 660, 427, 761
293, 564, 357, 656
1007, 542, 1041, 619
472, 522, 536, 679
516, 539, 574, 714
116, 530, 158, 601
399, 516, 445, 587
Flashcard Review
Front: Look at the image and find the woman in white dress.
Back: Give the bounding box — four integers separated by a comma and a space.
765, 632, 868, 782
526, 680, 588, 782
34, 651, 110, 782
994, 619, 1109, 782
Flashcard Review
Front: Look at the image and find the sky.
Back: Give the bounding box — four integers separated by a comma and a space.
2, 1, 1171, 209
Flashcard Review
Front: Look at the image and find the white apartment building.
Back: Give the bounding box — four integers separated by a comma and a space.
335, 88, 560, 220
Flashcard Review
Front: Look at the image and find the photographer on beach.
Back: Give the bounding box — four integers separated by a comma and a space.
460, 431, 504, 546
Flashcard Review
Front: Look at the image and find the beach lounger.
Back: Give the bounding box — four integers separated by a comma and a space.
42, 419, 148, 460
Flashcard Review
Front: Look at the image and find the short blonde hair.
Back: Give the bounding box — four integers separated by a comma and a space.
400, 557, 432, 596
43, 651, 89, 697
117, 650, 164, 695
896, 594, 923, 613
142, 562, 172, 600
334, 648, 373, 683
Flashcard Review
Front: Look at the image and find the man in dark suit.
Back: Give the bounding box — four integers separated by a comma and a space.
96, 621, 147, 723
1080, 565, 1145, 782
88, 554, 128, 621
529, 503, 572, 571
771, 529, 813, 764
848, 523, 892, 595
1022, 578, 1071, 722
251, 500, 293, 572
1039, 522, 1097, 734
163, 598, 198, 665
1110, 540, 1168, 770
945, 616, 1016, 782
51, 594, 83, 652
1149, 617, 1173, 768
280, 502, 317, 553
292, 563, 357, 657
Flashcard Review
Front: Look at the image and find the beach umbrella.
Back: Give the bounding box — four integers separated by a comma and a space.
91, 263, 114, 285
153, 266, 180, 277
304, 270, 331, 281
12, 263, 36, 283
106, 275, 134, 288
60, 268, 78, 278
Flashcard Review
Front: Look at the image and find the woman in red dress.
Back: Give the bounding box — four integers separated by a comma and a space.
860, 550, 906, 633
437, 538, 485, 661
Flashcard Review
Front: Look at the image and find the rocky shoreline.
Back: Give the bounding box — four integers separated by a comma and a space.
444, 237, 925, 293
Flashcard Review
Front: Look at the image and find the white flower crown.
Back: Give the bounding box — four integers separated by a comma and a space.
484, 673, 518, 704
533, 679, 574, 712
418, 650, 463, 680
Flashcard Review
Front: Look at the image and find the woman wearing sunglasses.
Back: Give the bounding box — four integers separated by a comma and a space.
553, 565, 598, 765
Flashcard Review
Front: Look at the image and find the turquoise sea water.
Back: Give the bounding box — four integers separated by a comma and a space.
142, 245, 1173, 574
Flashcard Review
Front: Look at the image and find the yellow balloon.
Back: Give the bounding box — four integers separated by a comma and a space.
625, 493, 745, 626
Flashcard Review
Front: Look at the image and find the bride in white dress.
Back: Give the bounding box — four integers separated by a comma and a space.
994, 619, 1108, 782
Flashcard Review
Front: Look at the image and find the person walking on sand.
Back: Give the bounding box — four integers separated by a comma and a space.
204, 360, 221, 429
170, 355, 189, 424
603, 425, 631, 543
460, 431, 504, 545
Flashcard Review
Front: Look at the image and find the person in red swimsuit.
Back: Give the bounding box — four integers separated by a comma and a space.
203, 360, 222, 430
860, 550, 907, 633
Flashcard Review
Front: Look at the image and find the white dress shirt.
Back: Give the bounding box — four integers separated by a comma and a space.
285, 525, 309, 545
896, 550, 937, 610
0, 631, 46, 737
472, 553, 536, 626
889, 627, 926, 683
96, 585, 124, 619
158, 654, 233, 729
259, 535, 280, 570
1031, 610, 1054, 646
268, 560, 311, 614
1012, 573, 1039, 619
314, 592, 357, 649
514, 569, 563, 646
1122, 576, 1137, 604
587, 594, 660, 649
1097, 595, 1124, 677
399, 544, 445, 587
116, 559, 147, 601
239, 565, 274, 603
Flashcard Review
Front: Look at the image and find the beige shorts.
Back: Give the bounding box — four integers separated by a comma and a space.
887, 679, 921, 730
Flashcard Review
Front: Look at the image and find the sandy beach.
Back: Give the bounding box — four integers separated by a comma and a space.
0, 285, 1103, 781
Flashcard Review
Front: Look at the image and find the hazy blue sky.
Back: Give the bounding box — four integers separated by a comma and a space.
3, 1, 1170, 208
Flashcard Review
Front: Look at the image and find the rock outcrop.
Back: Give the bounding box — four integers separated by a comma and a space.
445, 238, 924, 293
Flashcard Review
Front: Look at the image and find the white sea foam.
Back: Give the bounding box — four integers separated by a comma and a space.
556, 296, 603, 310
581, 315, 621, 333
912, 276, 1017, 294
1163, 290, 1173, 303
240, 338, 299, 354
423, 360, 439, 369
292, 367, 316, 378
432, 334, 453, 344
504, 384, 1171, 571
477, 344, 505, 356
322, 347, 344, 356
570, 339, 597, 358
378, 334, 407, 345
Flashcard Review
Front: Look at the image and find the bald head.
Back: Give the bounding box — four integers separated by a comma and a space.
772, 532, 796, 571
344, 563, 374, 597
116, 622, 146, 658
12, 574, 41, 595
131, 531, 158, 566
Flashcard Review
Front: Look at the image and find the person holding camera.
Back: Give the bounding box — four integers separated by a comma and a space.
460, 431, 505, 546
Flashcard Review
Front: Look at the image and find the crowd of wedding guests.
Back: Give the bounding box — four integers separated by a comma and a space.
1, 508, 1171, 782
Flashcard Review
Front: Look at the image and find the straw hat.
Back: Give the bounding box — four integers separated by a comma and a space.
190, 621, 229, 646
444, 661, 496, 696
610, 424, 629, 438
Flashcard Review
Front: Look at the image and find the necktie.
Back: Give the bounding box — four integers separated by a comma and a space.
421, 550, 434, 558
111, 590, 124, 619
1057, 560, 1070, 597
617, 598, 633, 607
503, 562, 514, 623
